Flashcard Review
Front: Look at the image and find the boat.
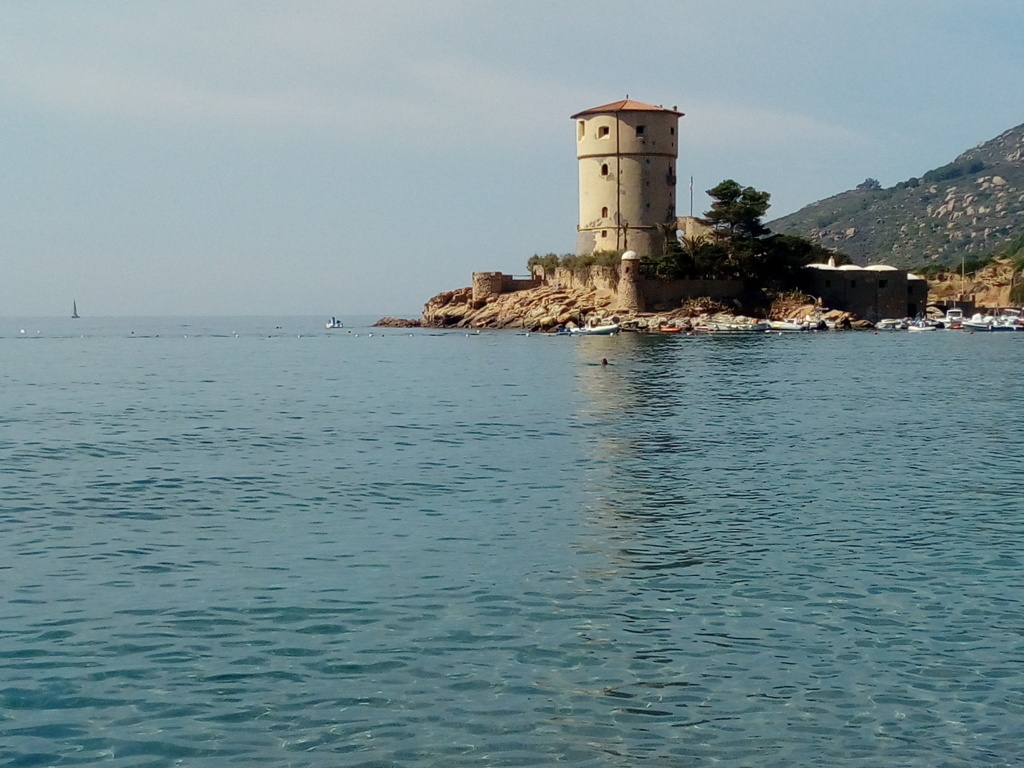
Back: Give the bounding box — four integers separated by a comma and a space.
963, 312, 1018, 332
943, 308, 964, 329
876, 318, 908, 331
569, 321, 619, 335
767, 319, 814, 331
659, 326, 683, 334
72, 300, 80, 319
325, 317, 344, 329
907, 320, 938, 332
695, 320, 769, 333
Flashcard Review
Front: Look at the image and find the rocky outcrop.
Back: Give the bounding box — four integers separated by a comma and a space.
409, 283, 875, 333
927, 258, 1019, 308
421, 283, 617, 331
373, 316, 422, 328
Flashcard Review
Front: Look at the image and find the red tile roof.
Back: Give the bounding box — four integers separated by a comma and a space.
571, 99, 683, 119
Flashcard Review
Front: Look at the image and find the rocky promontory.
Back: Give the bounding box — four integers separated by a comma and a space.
373, 281, 870, 333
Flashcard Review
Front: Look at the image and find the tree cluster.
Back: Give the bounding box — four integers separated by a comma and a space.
645, 179, 842, 286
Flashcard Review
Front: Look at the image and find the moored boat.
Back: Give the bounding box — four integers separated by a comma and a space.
767, 319, 814, 331
326, 317, 344, 329
695, 320, 769, 333
570, 322, 619, 335
876, 318, 908, 330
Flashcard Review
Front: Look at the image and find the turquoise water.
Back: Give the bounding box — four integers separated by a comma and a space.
2, 317, 1022, 766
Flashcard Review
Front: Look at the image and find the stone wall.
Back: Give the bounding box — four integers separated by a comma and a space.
472, 272, 539, 304
638, 278, 745, 311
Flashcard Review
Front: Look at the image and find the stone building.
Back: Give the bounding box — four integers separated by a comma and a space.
572, 99, 683, 257
804, 262, 929, 321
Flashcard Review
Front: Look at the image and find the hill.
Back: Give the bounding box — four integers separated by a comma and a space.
769, 123, 1024, 269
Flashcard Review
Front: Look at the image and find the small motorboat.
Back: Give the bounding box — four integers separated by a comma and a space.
570, 322, 619, 335
659, 326, 683, 334
943, 308, 964, 329
326, 317, 344, 329
767, 319, 814, 331
876, 318, 908, 331
695, 321, 769, 333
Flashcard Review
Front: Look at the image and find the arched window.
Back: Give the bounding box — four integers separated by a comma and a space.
601, 163, 609, 176
601, 206, 609, 218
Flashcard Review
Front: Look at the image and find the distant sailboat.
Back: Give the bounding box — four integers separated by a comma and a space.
72, 300, 80, 319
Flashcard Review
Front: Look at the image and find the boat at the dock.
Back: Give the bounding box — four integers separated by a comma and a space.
767, 319, 814, 331
696, 321, 769, 333
570, 321, 619, 335
876, 318, 909, 330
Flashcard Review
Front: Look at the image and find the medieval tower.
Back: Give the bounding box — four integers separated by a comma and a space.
572, 99, 683, 257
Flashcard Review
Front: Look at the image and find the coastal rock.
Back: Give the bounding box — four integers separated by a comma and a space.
373, 316, 422, 328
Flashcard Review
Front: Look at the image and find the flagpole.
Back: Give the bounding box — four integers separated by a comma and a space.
689, 176, 694, 217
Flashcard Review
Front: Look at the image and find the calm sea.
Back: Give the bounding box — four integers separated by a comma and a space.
2, 316, 1022, 767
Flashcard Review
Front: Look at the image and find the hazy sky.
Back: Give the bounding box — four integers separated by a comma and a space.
3, 1, 1023, 317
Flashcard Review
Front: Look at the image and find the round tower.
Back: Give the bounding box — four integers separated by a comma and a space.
572, 99, 683, 257
616, 250, 644, 312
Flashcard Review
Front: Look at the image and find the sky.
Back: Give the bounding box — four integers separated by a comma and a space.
2, 1, 1024, 317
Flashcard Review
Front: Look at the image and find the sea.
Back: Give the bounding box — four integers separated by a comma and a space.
2, 315, 1022, 767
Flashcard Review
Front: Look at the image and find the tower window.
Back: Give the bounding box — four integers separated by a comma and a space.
670, 127, 675, 135
577, 121, 585, 141
601, 206, 609, 217
601, 230, 608, 238
878, 279, 888, 288
598, 126, 610, 138
636, 125, 645, 136
601, 163, 609, 176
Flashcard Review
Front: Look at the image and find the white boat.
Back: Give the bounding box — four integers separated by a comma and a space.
696, 321, 769, 333
907, 321, 937, 332
767, 319, 814, 331
569, 322, 619, 335
943, 308, 964, 329
963, 312, 1019, 332
876, 318, 908, 330
326, 317, 344, 329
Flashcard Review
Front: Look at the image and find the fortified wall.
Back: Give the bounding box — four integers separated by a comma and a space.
474, 262, 744, 313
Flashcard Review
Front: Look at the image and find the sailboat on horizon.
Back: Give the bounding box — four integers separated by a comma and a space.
72, 300, 80, 319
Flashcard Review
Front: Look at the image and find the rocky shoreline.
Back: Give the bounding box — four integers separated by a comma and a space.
375, 283, 873, 332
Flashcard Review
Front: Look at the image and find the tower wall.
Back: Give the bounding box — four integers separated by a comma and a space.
573, 101, 681, 257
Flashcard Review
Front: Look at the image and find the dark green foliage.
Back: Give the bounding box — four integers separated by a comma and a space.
922, 158, 985, 185
527, 253, 561, 271
645, 180, 846, 285
527, 251, 621, 273
857, 178, 882, 191
703, 180, 771, 242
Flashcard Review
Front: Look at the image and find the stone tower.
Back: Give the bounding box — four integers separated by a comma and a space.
572, 99, 683, 257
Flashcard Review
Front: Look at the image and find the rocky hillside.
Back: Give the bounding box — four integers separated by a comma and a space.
770, 122, 1024, 268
